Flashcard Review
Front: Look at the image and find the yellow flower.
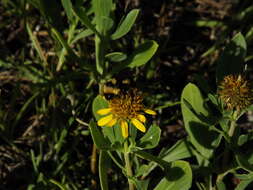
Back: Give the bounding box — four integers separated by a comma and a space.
96, 89, 156, 138
218, 74, 253, 110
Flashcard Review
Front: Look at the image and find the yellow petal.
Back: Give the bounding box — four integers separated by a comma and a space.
120, 120, 128, 138
106, 118, 117, 127
144, 109, 156, 115
137, 114, 146, 123
97, 108, 112, 115
131, 118, 146, 133
97, 114, 113, 126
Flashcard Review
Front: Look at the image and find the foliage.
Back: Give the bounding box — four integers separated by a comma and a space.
1, 0, 253, 190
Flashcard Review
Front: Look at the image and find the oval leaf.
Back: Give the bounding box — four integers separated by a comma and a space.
154, 160, 192, 190
137, 124, 161, 149
106, 52, 127, 62
70, 29, 94, 45
139, 139, 193, 179
128, 40, 158, 68
92, 95, 108, 120
235, 147, 253, 172
111, 40, 158, 73
93, 0, 114, 35
111, 9, 139, 40
160, 139, 193, 163
216, 33, 246, 83
89, 120, 111, 150
181, 83, 221, 160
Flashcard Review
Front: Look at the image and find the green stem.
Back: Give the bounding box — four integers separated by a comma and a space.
107, 151, 125, 171
228, 111, 237, 138
208, 175, 212, 190
99, 82, 105, 95
124, 141, 135, 190
217, 111, 238, 184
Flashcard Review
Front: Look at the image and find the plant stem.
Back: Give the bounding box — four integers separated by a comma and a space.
91, 144, 97, 174
90, 144, 97, 188
124, 140, 135, 190
90, 82, 105, 187
228, 111, 237, 138
217, 111, 238, 184
107, 151, 126, 171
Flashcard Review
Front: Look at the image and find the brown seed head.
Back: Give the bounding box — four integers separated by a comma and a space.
218, 75, 253, 110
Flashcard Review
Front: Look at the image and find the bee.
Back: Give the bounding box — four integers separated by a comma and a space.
102, 78, 131, 100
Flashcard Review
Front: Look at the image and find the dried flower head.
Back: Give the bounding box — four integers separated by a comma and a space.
218, 74, 253, 110
96, 89, 156, 138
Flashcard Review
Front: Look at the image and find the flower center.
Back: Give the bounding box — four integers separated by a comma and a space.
218, 75, 253, 110
109, 89, 143, 120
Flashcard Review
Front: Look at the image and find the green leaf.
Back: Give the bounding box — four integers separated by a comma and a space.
27, 184, 35, 190
135, 150, 170, 169
13, 91, 40, 128
0, 60, 12, 69
127, 40, 158, 68
134, 179, 150, 190
96, 16, 114, 36
217, 181, 226, 190
30, 149, 39, 174
51, 27, 85, 72
112, 40, 158, 73
139, 139, 193, 179
89, 120, 111, 150
26, 23, 48, 67
61, 0, 74, 22
216, 33, 247, 83
70, 29, 94, 45
190, 20, 223, 28
104, 123, 125, 146
19, 65, 47, 83
181, 83, 221, 161
235, 148, 253, 172
51, 27, 76, 57
92, 95, 108, 120
154, 161, 192, 190
235, 173, 253, 190
53, 153, 68, 175
238, 133, 253, 146
93, 0, 114, 35
219, 117, 229, 132
208, 93, 220, 107
92, 95, 115, 142
73, 6, 101, 37
235, 179, 253, 190
95, 35, 106, 74
135, 164, 150, 177
137, 125, 161, 149
49, 179, 68, 190
99, 151, 110, 190
111, 9, 139, 40
93, 0, 113, 19
160, 138, 193, 163
54, 128, 68, 153
106, 52, 127, 62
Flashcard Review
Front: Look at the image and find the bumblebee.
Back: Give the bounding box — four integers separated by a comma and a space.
102, 78, 131, 100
